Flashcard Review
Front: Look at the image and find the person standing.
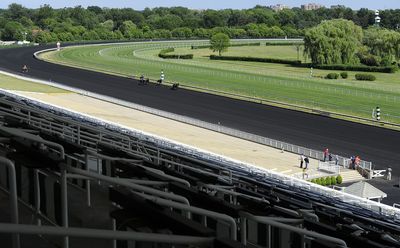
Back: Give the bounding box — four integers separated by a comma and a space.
299, 154, 305, 168
304, 156, 309, 169
323, 148, 329, 162
335, 155, 339, 165
355, 156, 361, 169
350, 156, 356, 169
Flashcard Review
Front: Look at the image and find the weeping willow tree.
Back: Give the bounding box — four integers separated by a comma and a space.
363, 27, 400, 65
304, 19, 363, 65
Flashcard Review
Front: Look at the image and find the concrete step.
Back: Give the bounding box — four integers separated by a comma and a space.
340, 169, 365, 183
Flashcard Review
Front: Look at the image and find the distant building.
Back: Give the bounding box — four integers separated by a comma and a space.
301, 3, 324, 10
269, 4, 290, 12
331, 5, 346, 9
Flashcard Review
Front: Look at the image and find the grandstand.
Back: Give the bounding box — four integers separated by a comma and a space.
0, 88, 399, 248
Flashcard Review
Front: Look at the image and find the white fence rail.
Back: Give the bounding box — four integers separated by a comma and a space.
318, 161, 341, 174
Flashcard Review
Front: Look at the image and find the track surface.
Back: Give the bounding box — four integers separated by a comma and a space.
0, 44, 399, 176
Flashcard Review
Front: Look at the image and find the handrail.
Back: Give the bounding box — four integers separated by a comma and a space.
0, 157, 20, 248
201, 184, 270, 204
0, 126, 65, 160
87, 150, 191, 187
138, 193, 237, 241
0, 223, 214, 246
66, 165, 190, 205
239, 211, 347, 247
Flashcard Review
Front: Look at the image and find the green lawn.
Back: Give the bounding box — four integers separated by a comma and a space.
0, 73, 68, 93
39, 41, 400, 124
173, 45, 305, 62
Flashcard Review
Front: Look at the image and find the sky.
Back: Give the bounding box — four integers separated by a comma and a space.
0, 0, 399, 10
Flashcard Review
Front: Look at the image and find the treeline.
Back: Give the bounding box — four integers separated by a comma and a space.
304, 19, 400, 67
0, 3, 399, 43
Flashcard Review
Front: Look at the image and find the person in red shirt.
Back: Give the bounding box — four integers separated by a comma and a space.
355, 156, 361, 169
323, 148, 329, 162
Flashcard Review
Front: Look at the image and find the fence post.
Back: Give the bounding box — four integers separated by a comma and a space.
61, 168, 69, 248
0, 157, 20, 248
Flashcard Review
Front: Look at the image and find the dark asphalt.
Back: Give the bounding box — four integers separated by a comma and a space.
0, 45, 399, 176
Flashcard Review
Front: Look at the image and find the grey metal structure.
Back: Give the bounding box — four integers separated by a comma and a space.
0, 90, 399, 248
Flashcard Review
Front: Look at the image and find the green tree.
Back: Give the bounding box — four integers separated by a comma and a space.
171, 27, 192, 38
363, 27, 400, 65
34, 4, 54, 27
101, 20, 114, 31
210, 33, 230, 56
5, 3, 28, 20
2, 21, 25, 40
304, 19, 363, 64
118, 20, 143, 39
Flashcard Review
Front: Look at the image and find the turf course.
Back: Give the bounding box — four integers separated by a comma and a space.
0, 73, 68, 93
40, 40, 400, 124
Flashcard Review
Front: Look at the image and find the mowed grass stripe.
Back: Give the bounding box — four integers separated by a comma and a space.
41, 41, 400, 123
0, 73, 68, 93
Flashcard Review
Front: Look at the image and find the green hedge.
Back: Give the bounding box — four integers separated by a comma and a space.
298, 63, 397, 73
336, 175, 343, 184
325, 73, 339, 79
355, 73, 376, 81
265, 41, 304, 46
191, 42, 260, 49
158, 47, 193, 59
310, 175, 342, 186
340, 72, 348, 79
210, 55, 302, 65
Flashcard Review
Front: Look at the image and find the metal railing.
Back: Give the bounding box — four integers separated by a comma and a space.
0, 157, 20, 248
0, 90, 399, 222
318, 161, 341, 174
0, 223, 214, 247
239, 211, 348, 247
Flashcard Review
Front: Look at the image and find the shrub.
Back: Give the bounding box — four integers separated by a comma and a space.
325, 177, 332, 186
355, 73, 376, 81
336, 175, 343, 184
192, 42, 260, 49
310, 179, 316, 183
159, 47, 193, 59
315, 178, 321, 185
320, 178, 326, 186
298, 64, 397, 73
265, 41, 304, 46
325, 73, 339, 79
340, 72, 348, 79
210, 55, 301, 65
330, 176, 337, 185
